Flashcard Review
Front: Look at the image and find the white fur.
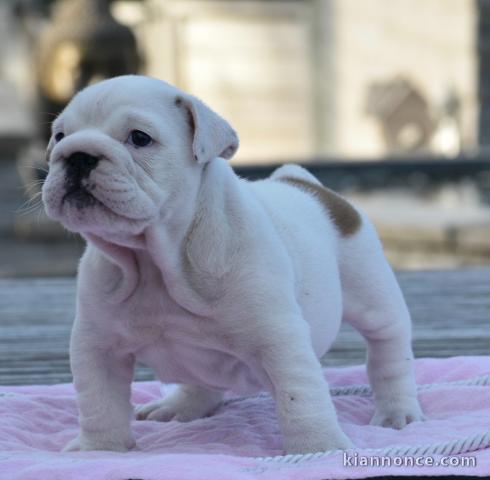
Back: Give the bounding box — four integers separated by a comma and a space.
42, 75, 424, 454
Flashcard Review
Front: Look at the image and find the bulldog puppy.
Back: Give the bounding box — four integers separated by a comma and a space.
42, 75, 424, 454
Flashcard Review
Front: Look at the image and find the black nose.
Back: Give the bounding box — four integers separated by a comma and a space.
65, 152, 99, 182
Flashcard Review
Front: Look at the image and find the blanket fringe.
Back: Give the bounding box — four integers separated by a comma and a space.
254, 374, 490, 463
330, 374, 490, 397
224, 374, 490, 406
257, 430, 490, 464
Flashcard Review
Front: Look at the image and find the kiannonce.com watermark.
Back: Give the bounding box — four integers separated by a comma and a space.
343, 451, 477, 468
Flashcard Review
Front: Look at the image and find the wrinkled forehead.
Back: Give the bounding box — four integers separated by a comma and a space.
53, 76, 180, 132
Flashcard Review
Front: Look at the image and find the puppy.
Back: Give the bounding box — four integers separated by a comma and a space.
42, 75, 424, 454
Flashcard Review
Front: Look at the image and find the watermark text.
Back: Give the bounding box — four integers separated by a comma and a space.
343, 451, 477, 468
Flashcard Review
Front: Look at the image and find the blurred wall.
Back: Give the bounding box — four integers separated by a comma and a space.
334, 0, 477, 158
133, 0, 327, 163
125, 0, 477, 163
2, 0, 479, 163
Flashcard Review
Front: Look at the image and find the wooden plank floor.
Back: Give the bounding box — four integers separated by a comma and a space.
1, 268, 489, 385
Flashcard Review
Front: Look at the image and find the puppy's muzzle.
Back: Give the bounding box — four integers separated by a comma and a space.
63, 151, 99, 209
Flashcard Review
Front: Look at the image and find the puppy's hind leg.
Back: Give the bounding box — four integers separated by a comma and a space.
340, 219, 424, 428
136, 384, 223, 422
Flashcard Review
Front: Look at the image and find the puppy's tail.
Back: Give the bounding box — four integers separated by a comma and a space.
269, 164, 322, 186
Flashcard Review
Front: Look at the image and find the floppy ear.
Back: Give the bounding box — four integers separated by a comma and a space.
176, 94, 239, 164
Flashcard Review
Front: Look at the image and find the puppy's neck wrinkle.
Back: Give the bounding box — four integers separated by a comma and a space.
182, 158, 245, 303
145, 158, 246, 316
84, 234, 140, 304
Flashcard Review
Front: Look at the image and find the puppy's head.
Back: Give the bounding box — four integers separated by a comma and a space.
42, 75, 238, 241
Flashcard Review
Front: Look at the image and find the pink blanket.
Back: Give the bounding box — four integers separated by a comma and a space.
1, 356, 490, 479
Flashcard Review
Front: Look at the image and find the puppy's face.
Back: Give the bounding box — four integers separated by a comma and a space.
42, 75, 238, 242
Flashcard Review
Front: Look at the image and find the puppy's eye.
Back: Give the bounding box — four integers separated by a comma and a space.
54, 132, 64, 142
129, 130, 152, 147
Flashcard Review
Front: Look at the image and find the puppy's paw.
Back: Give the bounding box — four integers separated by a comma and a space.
370, 400, 425, 429
62, 432, 136, 452
135, 395, 218, 422
283, 431, 354, 454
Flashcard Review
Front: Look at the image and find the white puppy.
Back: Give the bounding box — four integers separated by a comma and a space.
42, 75, 424, 454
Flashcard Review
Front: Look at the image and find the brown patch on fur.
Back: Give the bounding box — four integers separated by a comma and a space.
277, 176, 361, 236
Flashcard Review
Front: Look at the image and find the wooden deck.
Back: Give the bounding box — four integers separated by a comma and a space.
1, 268, 489, 385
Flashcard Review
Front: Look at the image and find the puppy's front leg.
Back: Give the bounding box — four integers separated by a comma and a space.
63, 319, 136, 452
259, 320, 352, 454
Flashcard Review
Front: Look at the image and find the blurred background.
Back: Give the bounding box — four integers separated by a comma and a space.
1, 0, 490, 277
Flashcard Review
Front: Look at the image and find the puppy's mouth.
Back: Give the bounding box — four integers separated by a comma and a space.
43, 153, 161, 237
62, 184, 97, 209
60, 180, 129, 220
55, 173, 156, 230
